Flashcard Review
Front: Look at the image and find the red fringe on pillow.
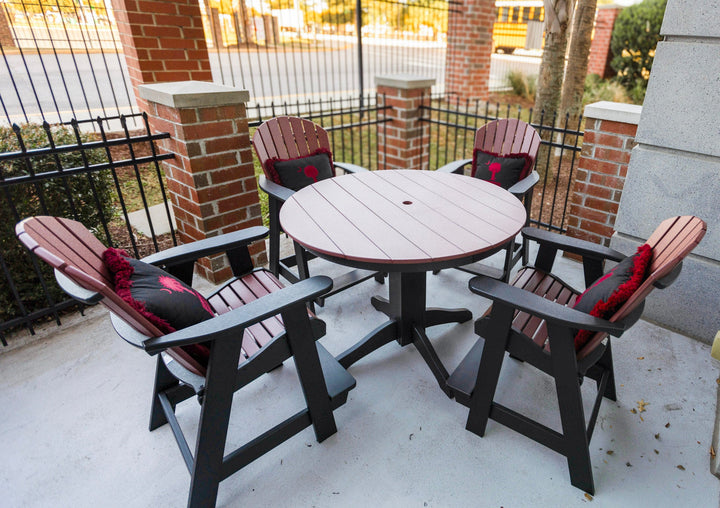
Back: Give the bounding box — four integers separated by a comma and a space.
102, 247, 176, 334
574, 243, 653, 350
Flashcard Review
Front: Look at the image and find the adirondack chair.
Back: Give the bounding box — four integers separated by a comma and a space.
252, 116, 383, 306
437, 118, 541, 281
447, 216, 706, 494
16, 216, 356, 508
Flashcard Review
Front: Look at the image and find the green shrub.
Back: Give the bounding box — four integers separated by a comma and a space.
506, 70, 537, 101
610, 0, 667, 102
0, 123, 115, 326
583, 73, 631, 106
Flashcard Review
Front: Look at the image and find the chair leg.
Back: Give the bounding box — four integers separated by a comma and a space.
597, 339, 617, 401
187, 336, 244, 508
283, 304, 338, 442
465, 304, 515, 437
501, 240, 514, 283
548, 324, 595, 495
268, 200, 281, 277
149, 355, 180, 431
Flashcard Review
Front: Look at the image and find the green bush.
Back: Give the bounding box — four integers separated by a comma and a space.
583, 73, 631, 106
0, 123, 115, 326
610, 0, 667, 102
506, 70, 537, 101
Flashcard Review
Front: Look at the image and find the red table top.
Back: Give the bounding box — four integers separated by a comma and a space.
279, 170, 527, 271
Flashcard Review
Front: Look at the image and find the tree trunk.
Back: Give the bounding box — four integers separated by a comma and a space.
560, 0, 597, 128
532, 0, 573, 126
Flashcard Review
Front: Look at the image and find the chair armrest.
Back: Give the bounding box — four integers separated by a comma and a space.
507, 170, 539, 197
258, 175, 295, 203
521, 227, 626, 262
468, 276, 626, 335
141, 226, 268, 268
436, 158, 472, 174
334, 161, 369, 174
142, 276, 333, 354
54, 269, 103, 305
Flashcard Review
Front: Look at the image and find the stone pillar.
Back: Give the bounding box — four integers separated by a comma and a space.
110, 0, 212, 112
138, 81, 265, 283
587, 5, 622, 78
609, 0, 720, 343
444, 0, 495, 101
376, 75, 435, 170
566, 101, 640, 247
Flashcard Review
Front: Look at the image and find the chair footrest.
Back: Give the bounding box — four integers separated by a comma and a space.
447, 337, 485, 407
457, 263, 504, 280
316, 342, 356, 404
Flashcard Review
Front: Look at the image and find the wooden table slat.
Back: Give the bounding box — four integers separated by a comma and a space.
282, 185, 392, 262
280, 170, 527, 269
328, 175, 466, 261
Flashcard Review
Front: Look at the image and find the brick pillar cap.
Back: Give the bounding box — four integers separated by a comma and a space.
376, 74, 436, 90
138, 81, 250, 109
584, 101, 642, 125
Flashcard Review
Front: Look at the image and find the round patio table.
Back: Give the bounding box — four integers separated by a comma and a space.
280, 169, 527, 396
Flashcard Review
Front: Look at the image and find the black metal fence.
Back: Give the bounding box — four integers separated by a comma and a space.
0, 112, 173, 343
203, 0, 455, 104
420, 93, 583, 233
0, 0, 137, 126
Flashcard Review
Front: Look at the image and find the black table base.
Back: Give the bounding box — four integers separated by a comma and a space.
336, 271, 472, 398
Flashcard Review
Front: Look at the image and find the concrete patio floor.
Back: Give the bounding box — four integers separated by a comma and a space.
1, 250, 718, 507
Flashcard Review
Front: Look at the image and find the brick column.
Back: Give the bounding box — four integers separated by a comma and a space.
566, 101, 641, 247
110, 0, 212, 112
138, 81, 265, 283
444, 0, 495, 101
0, 7, 15, 48
376, 75, 435, 170
587, 6, 622, 79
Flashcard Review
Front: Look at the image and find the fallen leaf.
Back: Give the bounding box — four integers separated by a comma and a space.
584, 493, 593, 501
409, 433, 414, 440
606, 450, 614, 455
677, 465, 685, 471
697, 441, 701, 445
655, 433, 660, 440
654, 449, 659, 455
711, 446, 716, 458
626, 462, 632, 467
640, 415, 644, 422
631, 408, 637, 414
637, 400, 649, 412
665, 422, 671, 428
637, 356, 645, 360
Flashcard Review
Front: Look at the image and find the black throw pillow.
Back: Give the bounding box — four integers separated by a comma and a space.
471, 149, 532, 190
572, 243, 653, 350
266, 149, 335, 191
103, 248, 215, 366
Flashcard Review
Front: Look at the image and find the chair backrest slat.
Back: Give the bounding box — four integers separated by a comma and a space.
475, 118, 541, 167
577, 215, 706, 357
253, 117, 334, 180
24, 216, 112, 286
16, 216, 164, 339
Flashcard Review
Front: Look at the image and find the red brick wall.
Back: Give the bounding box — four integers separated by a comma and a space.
587, 7, 621, 79
377, 83, 432, 170
445, 0, 495, 101
0, 7, 15, 48
566, 117, 637, 247
145, 97, 265, 282
110, 0, 212, 110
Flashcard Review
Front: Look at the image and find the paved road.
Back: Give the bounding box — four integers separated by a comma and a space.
0, 44, 538, 125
